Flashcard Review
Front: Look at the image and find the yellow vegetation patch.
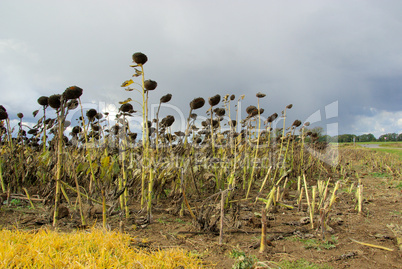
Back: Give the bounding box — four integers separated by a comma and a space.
0, 228, 205, 268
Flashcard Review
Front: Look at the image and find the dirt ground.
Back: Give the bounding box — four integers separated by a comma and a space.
1, 174, 401, 268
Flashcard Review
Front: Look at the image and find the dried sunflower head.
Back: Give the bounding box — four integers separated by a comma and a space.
17, 113, 24, 119
67, 99, 79, 110
48, 94, 62, 109
160, 93, 172, 103
63, 86, 83, 100
214, 108, 225, 116
128, 132, 137, 142
256, 92, 266, 98
246, 105, 257, 114
161, 115, 175, 127
86, 109, 97, 120
0, 111, 8, 120
28, 128, 38, 135
91, 124, 100, 131
174, 131, 185, 137
230, 94, 235, 101
190, 97, 205, 110
286, 104, 293, 109
144, 120, 152, 129
132, 52, 148, 65
267, 113, 278, 123
37, 96, 49, 107
292, 120, 302, 127
112, 124, 120, 135
208, 94, 221, 106
72, 126, 82, 134
144, 80, 157, 91
119, 103, 134, 113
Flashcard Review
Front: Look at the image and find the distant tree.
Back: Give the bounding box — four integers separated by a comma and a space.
310, 126, 324, 137
336, 134, 357, 143
397, 133, 402, 141
379, 133, 398, 142
319, 134, 331, 142
357, 133, 376, 142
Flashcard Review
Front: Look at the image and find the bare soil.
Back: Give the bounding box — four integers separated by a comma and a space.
1, 175, 401, 268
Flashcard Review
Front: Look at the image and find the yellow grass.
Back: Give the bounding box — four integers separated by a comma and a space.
0, 228, 205, 268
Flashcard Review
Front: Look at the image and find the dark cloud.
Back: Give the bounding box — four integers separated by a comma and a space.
1, 0, 401, 138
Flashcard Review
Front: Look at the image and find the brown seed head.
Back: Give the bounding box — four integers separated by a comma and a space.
86, 109, 97, 119
208, 94, 221, 106
286, 104, 293, 109
28, 128, 38, 135
48, 94, 62, 109
128, 132, 137, 142
174, 131, 185, 137
91, 124, 100, 131
190, 97, 205, 110
67, 99, 79, 110
161, 115, 175, 127
214, 108, 225, 116
63, 86, 83, 100
37, 96, 49, 107
17, 113, 24, 119
72, 126, 82, 134
144, 80, 157, 91
120, 103, 134, 113
292, 120, 302, 127
132, 52, 148, 65
0, 111, 8, 120
256, 92, 266, 98
246, 105, 258, 117
160, 93, 172, 103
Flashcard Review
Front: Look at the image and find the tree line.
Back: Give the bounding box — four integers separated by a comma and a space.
302, 127, 402, 143
330, 132, 402, 143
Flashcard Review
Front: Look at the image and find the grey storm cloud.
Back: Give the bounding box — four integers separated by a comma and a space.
1, 0, 401, 138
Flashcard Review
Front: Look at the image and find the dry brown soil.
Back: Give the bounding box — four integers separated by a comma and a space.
1, 174, 401, 268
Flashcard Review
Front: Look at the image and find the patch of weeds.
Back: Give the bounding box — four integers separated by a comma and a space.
229, 250, 256, 269
174, 218, 186, 224
10, 199, 21, 206
163, 189, 171, 197
156, 217, 167, 224
390, 210, 402, 216
275, 258, 333, 269
341, 187, 356, 194
370, 172, 390, 178
394, 181, 402, 190
288, 236, 337, 251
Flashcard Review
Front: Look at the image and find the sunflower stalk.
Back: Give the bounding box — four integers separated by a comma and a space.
53, 100, 66, 226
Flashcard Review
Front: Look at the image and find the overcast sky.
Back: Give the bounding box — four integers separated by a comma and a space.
1, 0, 401, 138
